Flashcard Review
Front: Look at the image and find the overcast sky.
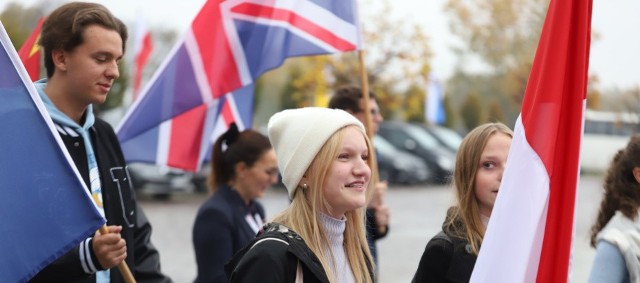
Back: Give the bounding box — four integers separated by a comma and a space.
3, 0, 639, 89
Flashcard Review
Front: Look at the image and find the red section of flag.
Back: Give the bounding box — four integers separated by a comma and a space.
520, 0, 593, 282
17, 17, 44, 81
167, 104, 208, 171
116, 0, 362, 172
231, 3, 357, 51
220, 99, 235, 127
133, 31, 153, 100
192, 0, 243, 100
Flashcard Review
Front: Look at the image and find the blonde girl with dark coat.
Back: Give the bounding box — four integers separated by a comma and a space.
226, 107, 375, 283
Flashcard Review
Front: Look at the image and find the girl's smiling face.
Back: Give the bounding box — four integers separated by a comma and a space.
322, 127, 371, 218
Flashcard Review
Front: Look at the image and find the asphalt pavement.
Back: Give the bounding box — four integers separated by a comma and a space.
140, 175, 604, 283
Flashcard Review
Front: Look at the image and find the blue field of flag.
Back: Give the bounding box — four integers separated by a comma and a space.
0, 22, 105, 283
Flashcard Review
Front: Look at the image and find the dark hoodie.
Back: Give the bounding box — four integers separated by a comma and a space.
412, 207, 478, 283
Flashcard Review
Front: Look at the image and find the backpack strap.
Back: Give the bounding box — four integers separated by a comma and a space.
249, 236, 304, 283
249, 237, 289, 250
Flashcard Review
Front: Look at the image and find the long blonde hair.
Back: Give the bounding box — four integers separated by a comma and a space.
272, 125, 374, 283
445, 122, 513, 255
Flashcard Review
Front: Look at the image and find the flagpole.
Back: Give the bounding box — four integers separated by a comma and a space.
358, 50, 386, 235
358, 50, 377, 177
98, 226, 136, 283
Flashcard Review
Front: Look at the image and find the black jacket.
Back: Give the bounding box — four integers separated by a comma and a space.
366, 207, 388, 263
412, 210, 477, 283
192, 184, 265, 283
30, 118, 170, 283
225, 223, 330, 283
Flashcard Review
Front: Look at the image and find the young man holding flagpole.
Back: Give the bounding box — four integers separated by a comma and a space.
28, 2, 170, 283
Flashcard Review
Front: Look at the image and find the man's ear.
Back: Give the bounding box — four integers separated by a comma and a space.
51, 49, 68, 72
632, 167, 640, 184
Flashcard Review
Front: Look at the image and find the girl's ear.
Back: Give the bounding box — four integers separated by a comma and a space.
234, 162, 248, 176
299, 176, 309, 188
633, 167, 640, 184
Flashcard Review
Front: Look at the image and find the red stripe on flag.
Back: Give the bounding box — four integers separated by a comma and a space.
167, 104, 208, 171
220, 99, 235, 127
231, 3, 357, 51
192, 0, 243, 100
519, 0, 592, 282
17, 17, 44, 81
133, 32, 153, 100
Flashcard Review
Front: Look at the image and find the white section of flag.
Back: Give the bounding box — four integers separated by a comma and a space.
470, 115, 550, 282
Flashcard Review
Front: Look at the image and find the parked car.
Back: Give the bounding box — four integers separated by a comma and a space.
192, 161, 288, 191
191, 163, 211, 193
128, 163, 193, 199
378, 122, 455, 184
374, 135, 431, 185
417, 124, 463, 153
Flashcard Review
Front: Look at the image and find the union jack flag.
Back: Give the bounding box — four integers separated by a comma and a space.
116, 0, 362, 172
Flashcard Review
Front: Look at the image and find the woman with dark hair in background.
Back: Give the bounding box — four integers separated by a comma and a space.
588, 135, 640, 283
192, 124, 279, 283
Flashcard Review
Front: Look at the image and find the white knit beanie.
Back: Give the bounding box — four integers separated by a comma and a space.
268, 107, 365, 199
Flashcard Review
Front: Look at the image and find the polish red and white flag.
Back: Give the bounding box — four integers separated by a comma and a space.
470, 0, 592, 282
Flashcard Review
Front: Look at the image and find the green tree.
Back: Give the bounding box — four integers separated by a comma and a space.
1, 2, 47, 50
279, 63, 306, 109
329, 0, 433, 119
620, 86, 640, 116
446, 0, 546, 73
586, 74, 602, 110
461, 91, 484, 131
443, 94, 456, 128
487, 99, 506, 123
445, 0, 548, 125
403, 83, 426, 122
271, 0, 434, 120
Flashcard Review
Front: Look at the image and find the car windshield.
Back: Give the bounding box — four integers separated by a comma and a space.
373, 135, 397, 155
405, 125, 441, 147
432, 127, 462, 150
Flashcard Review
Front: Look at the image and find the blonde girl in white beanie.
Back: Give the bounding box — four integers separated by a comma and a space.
226, 107, 375, 283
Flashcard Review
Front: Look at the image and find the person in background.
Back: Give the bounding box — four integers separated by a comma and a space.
29, 2, 170, 282
226, 107, 375, 283
412, 123, 512, 283
328, 85, 390, 267
587, 135, 640, 283
192, 123, 279, 283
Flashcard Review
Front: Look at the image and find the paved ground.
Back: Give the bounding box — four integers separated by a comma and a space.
140, 175, 604, 283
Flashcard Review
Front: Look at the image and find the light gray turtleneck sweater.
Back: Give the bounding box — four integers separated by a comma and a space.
319, 213, 356, 283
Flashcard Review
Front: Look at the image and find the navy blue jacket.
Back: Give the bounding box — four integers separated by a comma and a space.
29, 118, 170, 283
192, 185, 265, 283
